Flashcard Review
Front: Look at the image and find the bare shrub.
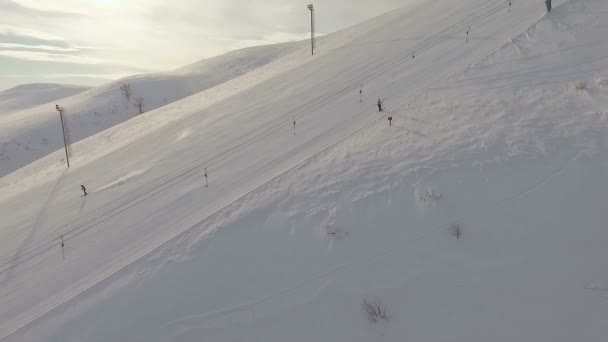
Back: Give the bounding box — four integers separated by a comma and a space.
326, 224, 342, 235
120, 83, 133, 101
449, 223, 463, 239
134, 96, 145, 114
325, 225, 349, 238
362, 299, 389, 323
417, 188, 442, 203
575, 82, 587, 91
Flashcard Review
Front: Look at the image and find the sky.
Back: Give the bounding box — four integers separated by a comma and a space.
0, 0, 404, 91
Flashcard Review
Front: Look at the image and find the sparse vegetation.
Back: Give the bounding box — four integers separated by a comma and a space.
417, 188, 442, 203
325, 224, 349, 238
362, 299, 389, 323
120, 83, 133, 101
134, 97, 145, 114
575, 81, 587, 91
450, 223, 463, 239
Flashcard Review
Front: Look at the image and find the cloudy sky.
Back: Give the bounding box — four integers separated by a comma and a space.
0, 0, 404, 91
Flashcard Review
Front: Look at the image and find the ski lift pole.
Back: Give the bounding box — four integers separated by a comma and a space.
359, 84, 363, 102
60, 235, 65, 261
307, 4, 315, 55
56, 105, 70, 168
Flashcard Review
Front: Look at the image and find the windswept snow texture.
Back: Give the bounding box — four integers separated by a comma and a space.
2, 0, 608, 341
0, 84, 90, 113
0, 41, 302, 177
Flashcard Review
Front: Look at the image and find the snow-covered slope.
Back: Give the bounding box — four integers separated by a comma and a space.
2, 0, 608, 341
0, 84, 90, 113
0, 41, 302, 177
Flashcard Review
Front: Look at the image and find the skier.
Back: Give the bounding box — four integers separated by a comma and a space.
377, 99, 383, 112
545, 0, 552, 12
204, 168, 208, 188
80, 185, 87, 196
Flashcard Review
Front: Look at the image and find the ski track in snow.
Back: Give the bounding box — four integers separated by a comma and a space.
97, 169, 149, 192
0, 0, 559, 333
3, 5, 552, 338
3, 0, 608, 340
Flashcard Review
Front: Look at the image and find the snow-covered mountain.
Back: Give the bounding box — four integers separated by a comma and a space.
0, 41, 303, 177
1, 0, 607, 341
0, 83, 91, 113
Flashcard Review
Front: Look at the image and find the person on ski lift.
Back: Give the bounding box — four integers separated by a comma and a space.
377, 98, 383, 112
81, 185, 87, 196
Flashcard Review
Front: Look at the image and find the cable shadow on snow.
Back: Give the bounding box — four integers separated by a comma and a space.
1, 170, 68, 284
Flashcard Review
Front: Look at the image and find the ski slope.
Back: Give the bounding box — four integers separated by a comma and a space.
0, 84, 91, 114
0, 41, 302, 178
2, 0, 608, 341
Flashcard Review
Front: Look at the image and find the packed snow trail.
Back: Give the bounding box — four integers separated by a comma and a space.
0, 0, 551, 271
0, 0, 569, 339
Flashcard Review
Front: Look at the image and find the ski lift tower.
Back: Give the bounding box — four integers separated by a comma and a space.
307, 4, 315, 55
55, 104, 72, 168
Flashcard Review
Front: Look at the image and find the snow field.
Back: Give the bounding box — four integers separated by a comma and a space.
1, 0, 608, 341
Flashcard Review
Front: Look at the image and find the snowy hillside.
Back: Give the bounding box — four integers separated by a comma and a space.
1, 0, 608, 341
0, 41, 302, 177
0, 84, 90, 113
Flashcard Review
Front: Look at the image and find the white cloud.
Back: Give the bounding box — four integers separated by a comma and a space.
0, 43, 78, 52
0, 24, 67, 42
0, 50, 144, 70
1, 0, 408, 87
2, 72, 124, 79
